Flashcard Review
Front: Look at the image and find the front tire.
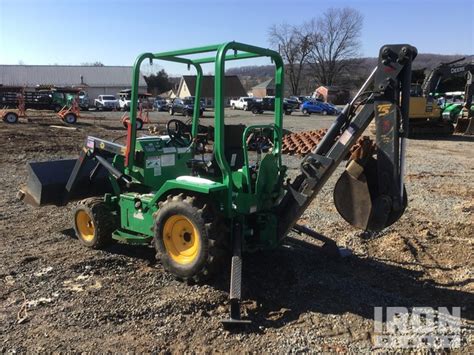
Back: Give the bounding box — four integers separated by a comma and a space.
154, 194, 226, 283
3, 112, 19, 123
302, 108, 309, 115
73, 198, 117, 249
63, 112, 77, 124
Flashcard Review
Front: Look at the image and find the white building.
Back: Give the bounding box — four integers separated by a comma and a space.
0, 64, 147, 105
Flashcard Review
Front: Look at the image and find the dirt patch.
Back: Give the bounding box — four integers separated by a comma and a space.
0, 110, 473, 352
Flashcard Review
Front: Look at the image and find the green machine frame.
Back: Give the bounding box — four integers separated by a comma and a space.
21, 42, 418, 326
126, 42, 284, 207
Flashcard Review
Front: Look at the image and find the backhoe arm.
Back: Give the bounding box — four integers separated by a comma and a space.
277, 44, 417, 239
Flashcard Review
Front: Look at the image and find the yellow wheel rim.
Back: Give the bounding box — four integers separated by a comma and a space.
76, 210, 95, 242
163, 214, 200, 265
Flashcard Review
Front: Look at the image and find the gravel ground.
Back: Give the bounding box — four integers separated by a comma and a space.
0, 109, 473, 352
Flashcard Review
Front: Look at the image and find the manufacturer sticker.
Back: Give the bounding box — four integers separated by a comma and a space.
86, 139, 95, 149
230, 153, 237, 167
133, 212, 144, 220
163, 147, 177, 154
339, 126, 355, 145
161, 154, 175, 167
146, 156, 161, 168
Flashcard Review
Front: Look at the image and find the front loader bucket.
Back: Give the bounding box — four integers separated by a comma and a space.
19, 159, 112, 207
333, 157, 407, 232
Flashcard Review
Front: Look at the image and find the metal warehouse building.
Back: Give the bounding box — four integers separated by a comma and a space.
0, 65, 147, 105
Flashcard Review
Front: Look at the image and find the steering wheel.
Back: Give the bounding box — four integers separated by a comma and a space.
166, 119, 191, 147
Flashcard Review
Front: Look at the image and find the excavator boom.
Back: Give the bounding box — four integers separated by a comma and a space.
277, 44, 417, 238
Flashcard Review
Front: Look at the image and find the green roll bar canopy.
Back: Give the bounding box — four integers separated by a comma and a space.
127, 42, 284, 187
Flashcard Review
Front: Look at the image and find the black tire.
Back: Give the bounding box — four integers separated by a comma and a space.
63, 112, 77, 124
184, 110, 191, 118
169, 108, 174, 116
122, 118, 144, 130
136, 118, 144, 130
322, 110, 328, 116
73, 197, 117, 249
3, 112, 19, 123
251, 107, 260, 114
154, 194, 226, 283
231, 104, 236, 110
285, 110, 292, 115
302, 108, 309, 115
53, 105, 62, 113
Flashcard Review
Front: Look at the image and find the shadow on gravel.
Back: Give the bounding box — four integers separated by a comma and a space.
61, 227, 472, 331
241, 237, 473, 330
409, 135, 474, 143
62, 227, 156, 264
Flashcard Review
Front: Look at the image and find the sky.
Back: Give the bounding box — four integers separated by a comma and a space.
0, 0, 473, 76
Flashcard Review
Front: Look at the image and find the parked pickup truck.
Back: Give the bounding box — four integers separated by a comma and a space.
230, 97, 255, 110
248, 97, 293, 115
94, 95, 119, 111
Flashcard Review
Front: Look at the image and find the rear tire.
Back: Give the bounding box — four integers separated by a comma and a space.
251, 107, 260, 114
154, 194, 226, 283
322, 110, 328, 116
3, 112, 19, 123
63, 112, 77, 124
302, 108, 309, 115
169, 108, 174, 116
73, 198, 117, 249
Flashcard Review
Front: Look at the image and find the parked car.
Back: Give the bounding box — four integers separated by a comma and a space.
184, 96, 206, 111
117, 89, 153, 111
154, 98, 169, 111
94, 95, 119, 111
284, 98, 300, 110
230, 97, 255, 110
169, 98, 204, 117
78, 91, 89, 111
118, 94, 131, 110
248, 97, 293, 115
300, 100, 340, 115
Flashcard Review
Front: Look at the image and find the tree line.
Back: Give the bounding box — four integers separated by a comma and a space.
268, 7, 364, 96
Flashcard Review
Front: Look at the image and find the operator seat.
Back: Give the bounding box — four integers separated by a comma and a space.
188, 124, 246, 177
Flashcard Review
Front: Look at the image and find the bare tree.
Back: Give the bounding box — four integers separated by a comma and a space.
80, 61, 105, 66
268, 23, 312, 95
307, 7, 363, 86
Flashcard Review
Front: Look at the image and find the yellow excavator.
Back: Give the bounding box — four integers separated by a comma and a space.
409, 57, 473, 136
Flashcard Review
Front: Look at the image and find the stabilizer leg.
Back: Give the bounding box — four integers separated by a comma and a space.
221, 222, 251, 328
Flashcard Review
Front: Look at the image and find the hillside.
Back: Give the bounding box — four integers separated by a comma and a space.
226, 53, 473, 94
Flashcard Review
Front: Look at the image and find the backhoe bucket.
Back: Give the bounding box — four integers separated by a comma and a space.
333, 157, 407, 232
19, 159, 111, 207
